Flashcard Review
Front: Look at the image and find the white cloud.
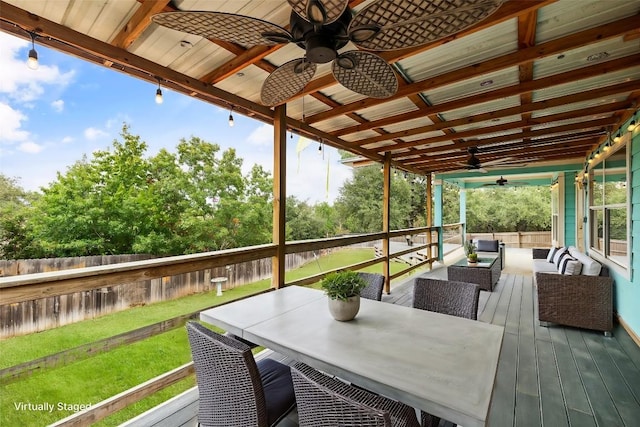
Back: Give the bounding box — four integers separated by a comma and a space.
0, 102, 29, 142
18, 141, 44, 153
84, 127, 108, 140
247, 123, 273, 147
0, 33, 75, 104
61, 136, 74, 144
51, 99, 64, 112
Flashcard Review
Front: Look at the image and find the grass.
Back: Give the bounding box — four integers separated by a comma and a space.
0, 248, 425, 426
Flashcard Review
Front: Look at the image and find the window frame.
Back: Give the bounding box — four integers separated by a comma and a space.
587, 135, 630, 275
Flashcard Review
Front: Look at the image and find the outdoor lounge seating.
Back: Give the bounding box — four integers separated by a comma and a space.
471, 239, 505, 270
358, 272, 385, 301
185, 322, 296, 426
532, 247, 614, 335
290, 362, 420, 427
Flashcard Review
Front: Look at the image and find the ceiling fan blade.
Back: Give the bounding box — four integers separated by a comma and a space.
152, 12, 291, 48
481, 156, 514, 167
288, 0, 350, 25
261, 59, 317, 106
332, 51, 398, 99
349, 0, 504, 51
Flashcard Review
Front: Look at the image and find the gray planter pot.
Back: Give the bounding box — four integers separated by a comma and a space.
327, 295, 360, 321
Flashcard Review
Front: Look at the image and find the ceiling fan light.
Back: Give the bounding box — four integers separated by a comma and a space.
336, 54, 357, 70
306, 0, 327, 25
293, 59, 312, 74
350, 25, 380, 43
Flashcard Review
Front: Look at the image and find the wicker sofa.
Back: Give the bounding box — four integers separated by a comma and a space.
532, 247, 613, 336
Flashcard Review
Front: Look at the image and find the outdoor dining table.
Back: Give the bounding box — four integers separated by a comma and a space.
200, 285, 504, 427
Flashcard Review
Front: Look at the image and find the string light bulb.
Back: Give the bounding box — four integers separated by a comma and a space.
228, 106, 234, 127
628, 114, 637, 132
155, 79, 163, 104
27, 32, 38, 70
613, 132, 621, 143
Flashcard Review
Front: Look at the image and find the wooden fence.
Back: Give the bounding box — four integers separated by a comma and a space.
0, 250, 320, 338
468, 231, 551, 248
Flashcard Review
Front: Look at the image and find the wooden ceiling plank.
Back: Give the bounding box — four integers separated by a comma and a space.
110, 0, 170, 49
352, 54, 640, 148
362, 98, 630, 149
334, 80, 639, 138
306, 14, 640, 124
390, 117, 615, 160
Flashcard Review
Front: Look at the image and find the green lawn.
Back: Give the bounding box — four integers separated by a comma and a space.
0, 248, 425, 426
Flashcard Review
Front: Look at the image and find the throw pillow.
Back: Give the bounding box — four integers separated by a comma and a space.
552, 247, 567, 267
546, 247, 559, 263
559, 256, 582, 275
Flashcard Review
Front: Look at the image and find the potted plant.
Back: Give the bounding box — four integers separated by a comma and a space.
321, 270, 367, 321
464, 240, 478, 265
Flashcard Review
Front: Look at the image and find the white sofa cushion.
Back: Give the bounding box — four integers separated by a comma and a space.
568, 247, 602, 276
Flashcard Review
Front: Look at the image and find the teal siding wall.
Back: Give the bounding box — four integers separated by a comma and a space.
563, 172, 576, 247
613, 129, 640, 337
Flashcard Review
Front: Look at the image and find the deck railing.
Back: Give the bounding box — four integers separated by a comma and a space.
0, 226, 441, 426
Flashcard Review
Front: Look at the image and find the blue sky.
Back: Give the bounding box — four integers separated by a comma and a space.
0, 32, 353, 204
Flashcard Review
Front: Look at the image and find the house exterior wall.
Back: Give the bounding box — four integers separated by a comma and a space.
563, 172, 577, 248
613, 127, 639, 338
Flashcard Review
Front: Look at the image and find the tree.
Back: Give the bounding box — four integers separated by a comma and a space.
0, 175, 39, 259
334, 166, 413, 233
21, 125, 274, 258
465, 186, 551, 232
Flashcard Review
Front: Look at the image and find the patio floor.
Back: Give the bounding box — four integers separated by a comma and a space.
123, 248, 640, 427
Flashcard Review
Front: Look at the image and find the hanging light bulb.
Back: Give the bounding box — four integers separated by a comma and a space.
27, 32, 38, 70
155, 79, 163, 104
613, 132, 621, 143
628, 114, 637, 132
228, 106, 234, 127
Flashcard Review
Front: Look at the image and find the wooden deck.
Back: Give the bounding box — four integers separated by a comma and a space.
123, 249, 640, 427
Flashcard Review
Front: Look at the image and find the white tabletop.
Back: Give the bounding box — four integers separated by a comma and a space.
200, 286, 503, 427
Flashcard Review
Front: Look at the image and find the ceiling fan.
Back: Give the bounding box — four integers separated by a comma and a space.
482, 176, 528, 187
152, 0, 504, 106
455, 147, 515, 173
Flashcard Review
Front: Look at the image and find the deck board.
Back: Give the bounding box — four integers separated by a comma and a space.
129, 248, 640, 427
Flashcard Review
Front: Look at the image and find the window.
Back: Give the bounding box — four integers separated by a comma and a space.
589, 139, 629, 269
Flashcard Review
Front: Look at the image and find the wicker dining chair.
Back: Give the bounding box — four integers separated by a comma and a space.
413, 277, 480, 320
358, 272, 385, 301
186, 322, 295, 427
412, 277, 481, 427
291, 362, 420, 427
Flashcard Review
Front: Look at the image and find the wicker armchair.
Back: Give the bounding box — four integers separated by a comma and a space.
186, 322, 295, 427
359, 272, 385, 301
291, 362, 420, 427
413, 278, 480, 320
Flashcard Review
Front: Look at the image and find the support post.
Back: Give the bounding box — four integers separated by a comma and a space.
382, 154, 391, 294
272, 105, 286, 289
434, 179, 444, 261
426, 173, 433, 268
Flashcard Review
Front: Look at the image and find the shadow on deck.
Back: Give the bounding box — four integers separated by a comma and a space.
122, 248, 640, 427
